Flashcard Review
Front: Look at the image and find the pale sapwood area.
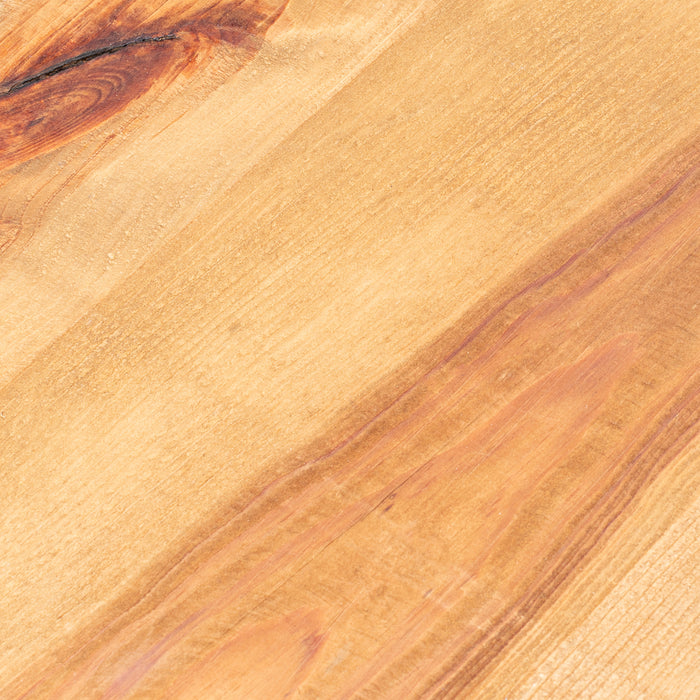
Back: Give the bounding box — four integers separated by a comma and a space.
0, 0, 698, 697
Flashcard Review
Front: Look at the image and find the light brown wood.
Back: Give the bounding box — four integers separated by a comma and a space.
0, 0, 698, 697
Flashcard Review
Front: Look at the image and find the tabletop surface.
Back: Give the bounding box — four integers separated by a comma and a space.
0, 0, 698, 697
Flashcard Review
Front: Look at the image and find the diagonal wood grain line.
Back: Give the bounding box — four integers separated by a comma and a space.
0, 35, 178, 96
5, 129, 698, 697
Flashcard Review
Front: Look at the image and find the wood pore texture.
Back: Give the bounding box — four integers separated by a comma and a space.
0, 0, 698, 697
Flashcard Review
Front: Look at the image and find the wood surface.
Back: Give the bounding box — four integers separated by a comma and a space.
0, 0, 698, 697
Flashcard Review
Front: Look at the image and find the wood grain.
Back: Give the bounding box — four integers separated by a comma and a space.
0, 0, 698, 697
0, 0, 289, 170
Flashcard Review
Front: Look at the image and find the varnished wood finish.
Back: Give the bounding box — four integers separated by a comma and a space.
0, 0, 698, 697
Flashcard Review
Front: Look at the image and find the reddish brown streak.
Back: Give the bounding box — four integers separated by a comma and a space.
0, 0, 288, 171
0, 40, 186, 171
